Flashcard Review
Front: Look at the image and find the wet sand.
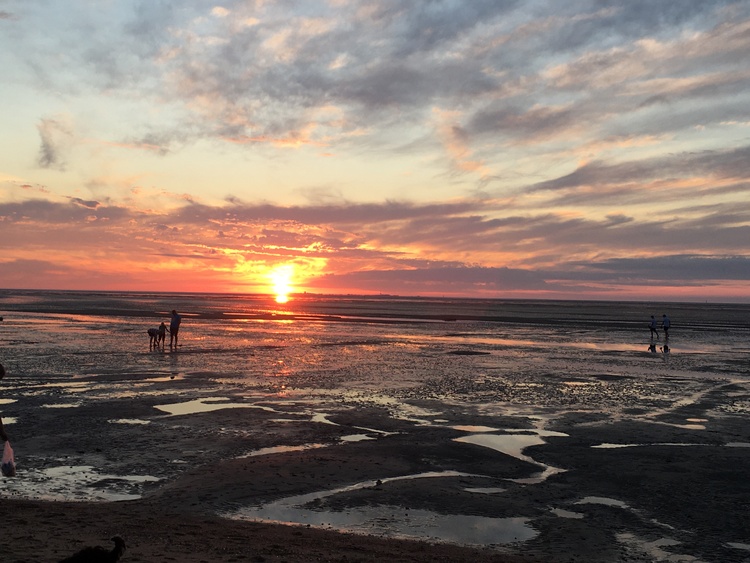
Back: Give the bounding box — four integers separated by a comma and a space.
3, 381, 750, 562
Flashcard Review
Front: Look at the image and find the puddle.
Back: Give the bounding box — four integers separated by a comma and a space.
241, 443, 328, 458
669, 423, 706, 430
350, 425, 395, 436
41, 403, 80, 409
727, 542, 750, 551
451, 425, 498, 432
550, 507, 584, 519
34, 381, 92, 389
307, 413, 393, 438
464, 487, 505, 494
576, 496, 629, 509
592, 442, 748, 449
0, 399, 16, 405
617, 533, 702, 562
311, 413, 337, 425
454, 431, 567, 484
224, 471, 537, 546
340, 434, 376, 442
155, 398, 277, 416
510, 465, 566, 485
456, 433, 545, 460
0, 464, 159, 502
144, 373, 186, 382
109, 418, 151, 425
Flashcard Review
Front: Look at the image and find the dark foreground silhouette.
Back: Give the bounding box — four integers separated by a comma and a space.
59, 536, 126, 563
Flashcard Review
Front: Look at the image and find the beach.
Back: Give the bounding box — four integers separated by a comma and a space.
1, 291, 750, 562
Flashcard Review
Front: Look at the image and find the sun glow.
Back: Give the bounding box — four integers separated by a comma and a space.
270, 264, 295, 303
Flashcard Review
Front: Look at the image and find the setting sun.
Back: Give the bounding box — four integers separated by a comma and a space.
270, 264, 295, 303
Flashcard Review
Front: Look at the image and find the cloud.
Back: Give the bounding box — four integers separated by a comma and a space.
311, 265, 550, 295
37, 117, 74, 170
2, 2, 750, 299
556, 255, 750, 283
69, 197, 100, 209
529, 144, 750, 197
11, 1, 749, 171
1, 191, 748, 297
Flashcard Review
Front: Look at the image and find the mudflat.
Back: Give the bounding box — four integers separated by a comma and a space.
2, 380, 750, 562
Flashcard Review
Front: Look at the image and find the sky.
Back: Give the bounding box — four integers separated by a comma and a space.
1, 0, 750, 302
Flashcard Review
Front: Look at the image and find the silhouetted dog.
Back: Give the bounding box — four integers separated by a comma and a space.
59, 536, 126, 563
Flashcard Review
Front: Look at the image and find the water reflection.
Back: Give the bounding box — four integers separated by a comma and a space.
1, 464, 159, 501
225, 471, 537, 545
550, 507, 584, 519
576, 496, 629, 509
109, 418, 151, 425
242, 443, 327, 458
155, 398, 278, 416
454, 429, 567, 484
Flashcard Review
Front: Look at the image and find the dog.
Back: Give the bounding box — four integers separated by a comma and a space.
59, 536, 126, 563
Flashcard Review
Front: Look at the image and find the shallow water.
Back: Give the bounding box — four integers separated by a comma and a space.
224, 471, 538, 545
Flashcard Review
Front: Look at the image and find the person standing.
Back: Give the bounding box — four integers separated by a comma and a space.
649, 315, 659, 339
157, 322, 168, 347
1, 363, 8, 443
169, 310, 182, 348
662, 314, 671, 340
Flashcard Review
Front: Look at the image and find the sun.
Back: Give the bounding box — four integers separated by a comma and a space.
270, 264, 295, 304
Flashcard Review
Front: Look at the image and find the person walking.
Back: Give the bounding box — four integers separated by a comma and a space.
662, 314, 671, 340
169, 310, 182, 348
649, 315, 659, 339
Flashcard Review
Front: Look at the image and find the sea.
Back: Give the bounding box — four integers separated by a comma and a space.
1, 290, 748, 382
1, 289, 749, 544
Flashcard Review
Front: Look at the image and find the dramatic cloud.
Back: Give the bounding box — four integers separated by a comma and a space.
1, 1, 749, 300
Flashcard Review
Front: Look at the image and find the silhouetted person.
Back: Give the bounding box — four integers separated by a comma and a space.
649, 315, 659, 339
170, 309, 182, 348
158, 321, 168, 347
662, 314, 671, 340
0, 363, 8, 443
1, 362, 14, 477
